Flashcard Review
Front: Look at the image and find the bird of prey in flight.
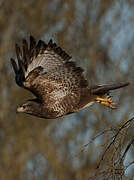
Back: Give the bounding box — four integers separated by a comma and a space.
11, 36, 129, 119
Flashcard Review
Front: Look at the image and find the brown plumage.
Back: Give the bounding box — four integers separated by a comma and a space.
11, 36, 129, 119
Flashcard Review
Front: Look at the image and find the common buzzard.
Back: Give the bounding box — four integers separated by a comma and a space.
11, 36, 129, 119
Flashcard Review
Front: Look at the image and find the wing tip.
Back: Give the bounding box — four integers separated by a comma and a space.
10, 58, 18, 74
17, 36, 71, 62
47, 39, 71, 61
30, 35, 36, 43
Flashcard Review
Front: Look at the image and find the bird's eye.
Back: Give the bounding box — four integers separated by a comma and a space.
22, 105, 26, 109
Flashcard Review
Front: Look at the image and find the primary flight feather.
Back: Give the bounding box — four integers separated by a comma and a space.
11, 36, 129, 119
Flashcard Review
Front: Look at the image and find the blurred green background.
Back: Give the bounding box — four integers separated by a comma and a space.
0, 0, 134, 179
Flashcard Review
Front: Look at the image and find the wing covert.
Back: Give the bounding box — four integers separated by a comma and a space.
23, 61, 88, 114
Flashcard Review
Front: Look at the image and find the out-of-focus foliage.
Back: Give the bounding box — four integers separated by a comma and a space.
0, 0, 134, 179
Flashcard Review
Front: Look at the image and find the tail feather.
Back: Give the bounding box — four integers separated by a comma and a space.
91, 82, 129, 95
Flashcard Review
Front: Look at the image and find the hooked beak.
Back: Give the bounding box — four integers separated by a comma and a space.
16, 106, 24, 113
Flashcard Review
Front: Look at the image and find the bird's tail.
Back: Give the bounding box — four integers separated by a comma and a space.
91, 82, 129, 109
91, 82, 129, 95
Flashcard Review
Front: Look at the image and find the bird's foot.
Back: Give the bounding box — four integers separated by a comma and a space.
96, 95, 117, 109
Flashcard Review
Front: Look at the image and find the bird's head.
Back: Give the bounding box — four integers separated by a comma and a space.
17, 102, 33, 114
16, 99, 43, 117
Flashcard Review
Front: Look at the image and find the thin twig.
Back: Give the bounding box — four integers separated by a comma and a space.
120, 137, 134, 164
74, 128, 112, 158
96, 117, 134, 168
125, 160, 134, 170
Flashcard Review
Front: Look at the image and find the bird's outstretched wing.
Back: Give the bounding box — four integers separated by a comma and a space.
11, 36, 71, 87
11, 36, 88, 113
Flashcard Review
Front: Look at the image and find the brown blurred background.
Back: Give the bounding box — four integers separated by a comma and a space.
0, 0, 134, 179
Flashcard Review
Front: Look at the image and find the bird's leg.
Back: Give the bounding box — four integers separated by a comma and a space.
95, 95, 117, 109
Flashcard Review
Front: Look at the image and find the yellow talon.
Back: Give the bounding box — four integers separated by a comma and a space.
96, 95, 117, 109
